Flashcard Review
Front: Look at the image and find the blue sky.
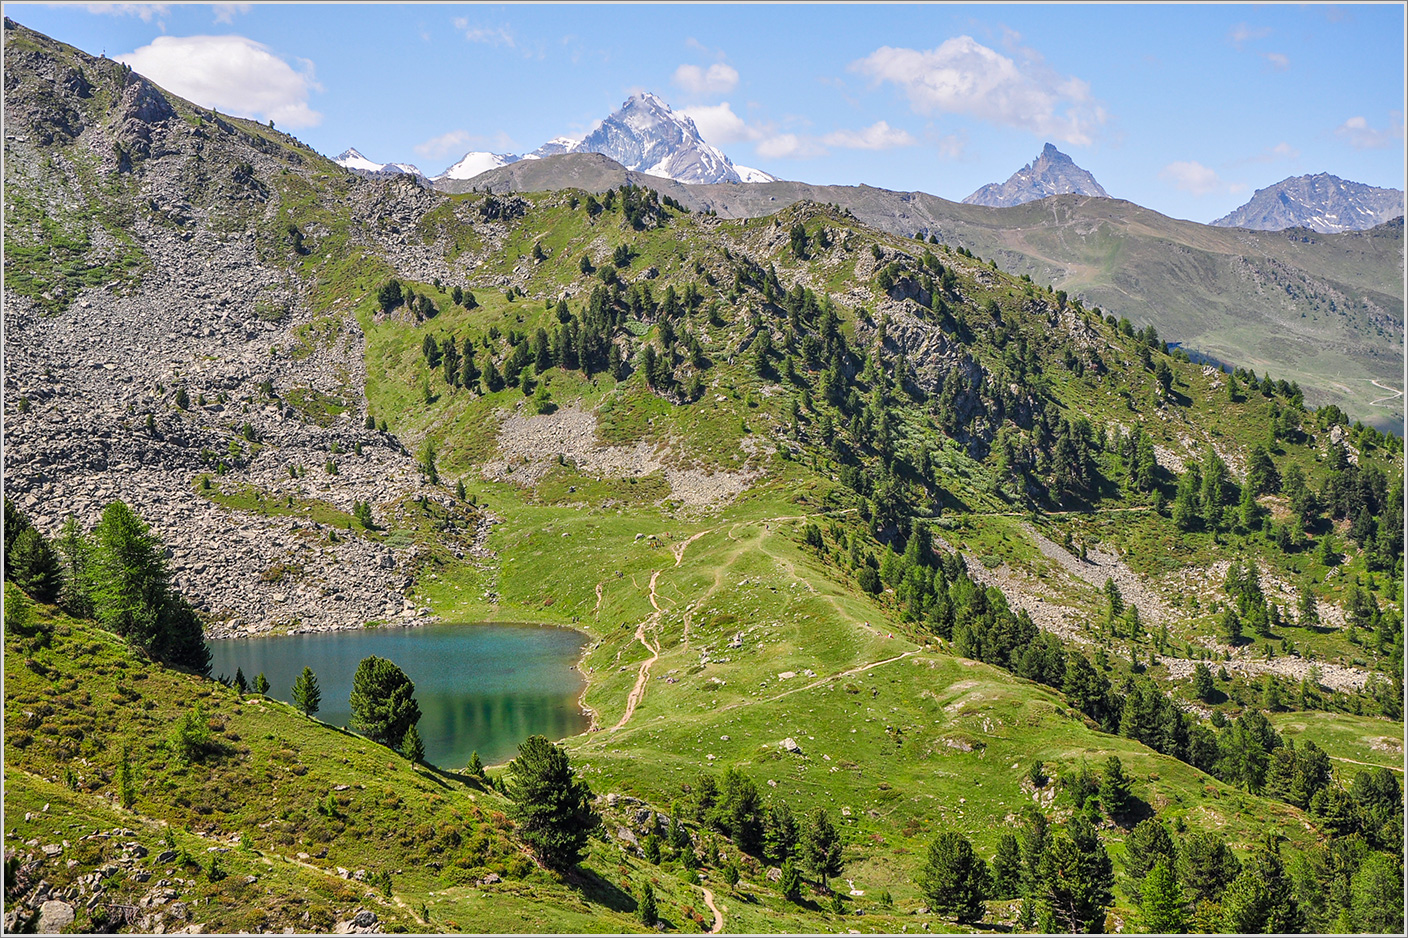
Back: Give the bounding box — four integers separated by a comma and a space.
10, 3, 1405, 222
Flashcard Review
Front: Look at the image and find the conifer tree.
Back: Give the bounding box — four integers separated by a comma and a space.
506, 734, 599, 869
291, 666, 320, 715
1138, 857, 1187, 934
349, 656, 419, 746
990, 832, 1023, 900
401, 724, 425, 763
918, 831, 989, 923
800, 808, 843, 888
637, 881, 657, 926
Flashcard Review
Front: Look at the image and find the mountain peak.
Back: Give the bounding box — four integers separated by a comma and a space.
560, 91, 744, 184
962, 144, 1108, 207
433, 91, 770, 186
333, 147, 424, 178
1211, 173, 1404, 233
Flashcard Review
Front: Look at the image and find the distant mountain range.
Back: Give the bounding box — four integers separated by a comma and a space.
336, 92, 776, 187
332, 148, 426, 181
454, 151, 1403, 430
1211, 173, 1405, 234
962, 143, 1109, 207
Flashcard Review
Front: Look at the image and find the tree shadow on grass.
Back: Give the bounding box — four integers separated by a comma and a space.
561, 865, 637, 914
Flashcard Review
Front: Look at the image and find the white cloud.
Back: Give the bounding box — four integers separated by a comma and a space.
415, 130, 474, 160
672, 62, 739, 96
1228, 23, 1272, 47
756, 133, 826, 160
414, 129, 514, 160
63, 3, 169, 21
850, 36, 1106, 145
678, 101, 762, 144
1335, 113, 1404, 150
211, 3, 250, 25
821, 120, 916, 151
1159, 161, 1230, 196
1242, 141, 1300, 165
1261, 51, 1290, 70
931, 130, 967, 160
116, 34, 322, 128
454, 19, 515, 48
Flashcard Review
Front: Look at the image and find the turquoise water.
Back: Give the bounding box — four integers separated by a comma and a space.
208, 622, 589, 769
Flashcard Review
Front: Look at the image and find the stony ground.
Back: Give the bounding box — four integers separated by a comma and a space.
485, 405, 761, 508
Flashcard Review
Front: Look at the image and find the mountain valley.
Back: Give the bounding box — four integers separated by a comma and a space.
3, 18, 1405, 937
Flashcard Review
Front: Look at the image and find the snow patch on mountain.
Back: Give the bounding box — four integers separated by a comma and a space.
334, 148, 424, 180
735, 165, 778, 184
430, 93, 777, 186
435, 151, 521, 181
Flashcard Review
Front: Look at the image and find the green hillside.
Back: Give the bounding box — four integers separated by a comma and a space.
4, 17, 1404, 935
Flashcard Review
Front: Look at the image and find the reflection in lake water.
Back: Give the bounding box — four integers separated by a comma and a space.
208, 622, 589, 768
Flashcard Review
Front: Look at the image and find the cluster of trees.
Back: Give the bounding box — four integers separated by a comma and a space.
377, 278, 477, 319
800, 516, 1402, 823
581, 183, 685, 230
675, 767, 844, 895
4, 498, 210, 673
920, 795, 1400, 933
916, 811, 1114, 931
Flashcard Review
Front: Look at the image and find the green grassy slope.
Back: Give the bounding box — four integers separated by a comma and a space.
5, 17, 1403, 931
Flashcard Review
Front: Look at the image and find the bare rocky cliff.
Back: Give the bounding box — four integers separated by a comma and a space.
3, 19, 488, 637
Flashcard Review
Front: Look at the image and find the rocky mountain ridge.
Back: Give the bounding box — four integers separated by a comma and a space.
3, 19, 490, 636
333, 146, 429, 182
345, 92, 777, 187
1211, 172, 1405, 234
962, 142, 1109, 207
448, 152, 1404, 429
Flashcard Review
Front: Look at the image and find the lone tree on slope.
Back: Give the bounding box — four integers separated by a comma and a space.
349, 656, 421, 748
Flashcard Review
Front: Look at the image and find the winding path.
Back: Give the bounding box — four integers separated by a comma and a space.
1368, 379, 1403, 407
611, 571, 662, 731
700, 884, 725, 933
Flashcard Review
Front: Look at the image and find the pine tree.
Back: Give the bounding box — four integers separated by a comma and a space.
1218, 844, 1302, 933
7, 527, 63, 603
233, 667, 248, 694
637, 881, 657, 926
506, 735, 600, 869
465, 750, 485, 779
800, 807, 843, 888
291, 666, 320, 715
990, 832, 1023, 900
55, 515, 94, 618
918, 831, 989, 923
117, 744, 137, 809
1036, 818, 1114, 933
1138, 857, 1187, 934
1178, 832, 1241, 904
779, 858, 802, 903
89, 501, 209, 673
1099, 755, 1134, 817
1124, 818, 1177, 889
1191, 661, 1215, 701
401, 724, 425, 763
349, 656, 420, 746
253, 671, 270, 695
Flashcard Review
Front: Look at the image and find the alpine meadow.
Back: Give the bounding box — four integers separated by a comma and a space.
2, 10, 1404, 938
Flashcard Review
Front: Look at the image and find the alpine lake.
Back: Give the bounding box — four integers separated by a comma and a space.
208, 622, 590, 769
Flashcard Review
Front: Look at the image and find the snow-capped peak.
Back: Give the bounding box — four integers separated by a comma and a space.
562, 91, 748, 185
428, 92, 779, 186
334, 148, 424, 179
434, 151, 521, 181
334, 147, 385, 173
734, 165, 778, 184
